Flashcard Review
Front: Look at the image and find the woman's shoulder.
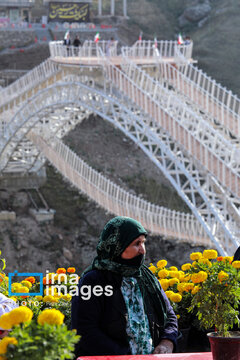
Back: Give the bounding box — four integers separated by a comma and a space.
80, 270, 122, 287
80, 270, 107, 285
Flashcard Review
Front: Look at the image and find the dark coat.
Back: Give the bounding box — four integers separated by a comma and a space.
64, 39, 71, 46
71, 269, 178, 357
73, 38, 81, 47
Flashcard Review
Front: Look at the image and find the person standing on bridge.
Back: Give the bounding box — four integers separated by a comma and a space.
71, 216, 178, 356
64, 31, 71, 56
73, 35, 81, 47
73, 35, 81, 56
106, 37, 115, 56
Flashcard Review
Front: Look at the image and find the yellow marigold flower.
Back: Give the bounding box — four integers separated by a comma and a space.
158, 269, 169, 279
56, 268, 66, 274
11, 283, 22, 292
170, 293, 182, 303
149, 265, 157, 274
192, 261, 198, 268
191, 271, 208, 284
218, 271, 229, 282
232, 261, 240, 269
179, 274, 185, 282
177, 283, 186, 293
53, 293, 61, 299
61, 294, 72, 301
44, 287, 57, 296
181, 263, 192, 271
190, 252, 202, 261
203, 249, 218, 260
0, 337, 18, 354
35, 296, 43, 301
177, 314, 180, 319
181, 274, 191, 282
17, 286, 29, 293
191, 285, 200, 295
21, 280, 32, 289
55, 274, 67, 283
0, 314, 13, 330
43, 295, 57, 303
9, 306, 33, 325
169, 271, 179, 279
184, 283, 194, 291
37, 309, 64, 326
157, 260, 167, 269
169, 266, 178, 271
159, 279, 169, 291
165, 291, 174, 299
223, 256, 233, 264
168, 278, 180, 286
198, 258, 212, 267
67, 267, 76, 273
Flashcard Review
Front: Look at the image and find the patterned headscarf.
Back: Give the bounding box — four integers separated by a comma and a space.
83, 216, 167, 329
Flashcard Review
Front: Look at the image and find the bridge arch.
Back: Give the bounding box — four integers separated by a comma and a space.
1, 78, 238, 255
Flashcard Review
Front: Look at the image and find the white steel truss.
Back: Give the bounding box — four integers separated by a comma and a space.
0, 79, 239, 254
1, 40, 240, 255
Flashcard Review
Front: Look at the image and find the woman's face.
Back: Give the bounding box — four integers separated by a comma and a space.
121, 235, 146, 259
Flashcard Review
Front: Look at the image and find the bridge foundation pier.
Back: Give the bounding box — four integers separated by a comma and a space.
0, 167, 46, 191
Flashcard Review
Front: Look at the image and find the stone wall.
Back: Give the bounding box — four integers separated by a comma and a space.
0, 30, 35, 50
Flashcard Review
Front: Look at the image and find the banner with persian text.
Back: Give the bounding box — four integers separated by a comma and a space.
48, 2, 89, 23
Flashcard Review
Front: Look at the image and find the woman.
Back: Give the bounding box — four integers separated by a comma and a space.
71, 216, 178, 356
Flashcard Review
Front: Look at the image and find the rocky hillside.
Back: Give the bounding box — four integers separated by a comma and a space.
123, 0, 240, 95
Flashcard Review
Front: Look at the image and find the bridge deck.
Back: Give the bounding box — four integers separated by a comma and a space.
51, 56, 179, 66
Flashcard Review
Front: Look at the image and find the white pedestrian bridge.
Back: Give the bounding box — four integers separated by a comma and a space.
1, 39, 240, 256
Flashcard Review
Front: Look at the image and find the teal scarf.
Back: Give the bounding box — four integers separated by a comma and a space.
83, 216, 167, 329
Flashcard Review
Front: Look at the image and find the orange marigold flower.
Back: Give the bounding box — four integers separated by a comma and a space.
56, 268, 66, 274
217, 256, 224, 262
43, 277, 51, 285
67, 267, 76, 273
25, 276, 35, 284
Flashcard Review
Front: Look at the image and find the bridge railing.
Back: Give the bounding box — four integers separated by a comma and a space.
159, 46, 240, 138
49, 40, 118, 58
105, 48, 240, 199
0, 59, 60, 108
131, 40, 193, 59
28, 131, 208, 244
48, 40, 193, 60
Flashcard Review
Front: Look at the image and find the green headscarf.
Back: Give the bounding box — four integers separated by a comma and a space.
84, 216, 167, 329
